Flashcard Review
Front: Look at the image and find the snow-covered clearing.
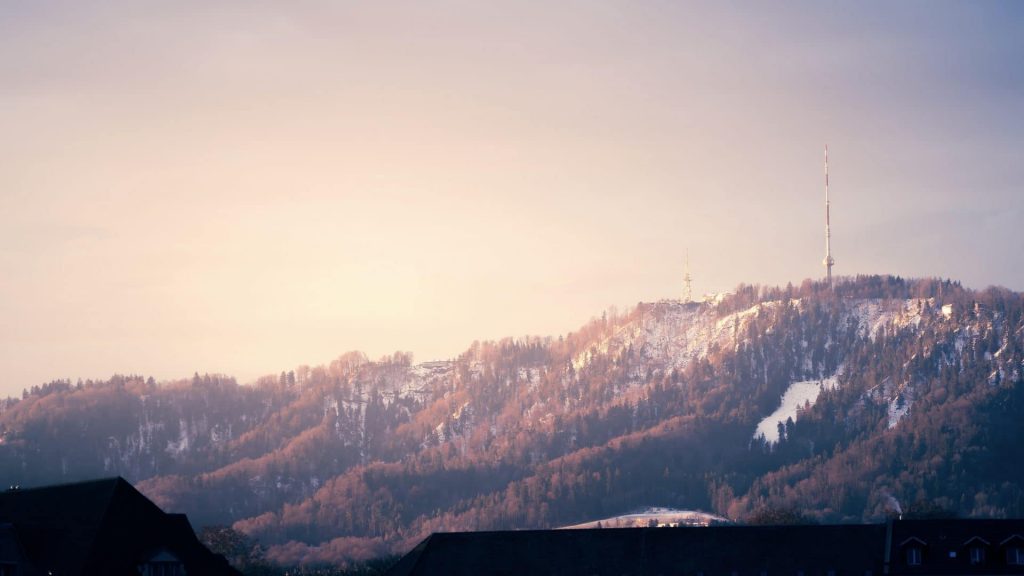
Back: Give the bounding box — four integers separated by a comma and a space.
755, 375, 839, 444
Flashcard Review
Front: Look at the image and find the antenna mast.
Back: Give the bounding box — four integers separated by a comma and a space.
823, 145, 835, 290
683, 250, 692, 303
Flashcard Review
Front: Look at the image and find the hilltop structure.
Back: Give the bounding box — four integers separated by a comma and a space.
823, 144, 835, 288
683, 250, 693, 303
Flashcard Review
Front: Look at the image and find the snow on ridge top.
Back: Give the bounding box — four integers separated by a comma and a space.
713, 300, 779, 333
846, 297, 954, 340
570, 301, 703, 372
641, 299, 781, 370
411, 360, 452, 375
571, 299, 788, 374
703, 292, 733, 305
573, 295, 956, 396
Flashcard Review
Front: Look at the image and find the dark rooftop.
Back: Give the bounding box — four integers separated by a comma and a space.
0, 476, 238, 576
387, 523, 887, 576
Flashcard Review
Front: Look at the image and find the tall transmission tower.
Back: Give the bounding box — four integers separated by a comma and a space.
683, 250, 693, 303
823, 145, 835, 290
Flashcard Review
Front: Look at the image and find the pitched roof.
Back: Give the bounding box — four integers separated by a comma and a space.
0, 477, 239, 576
0, 477, 147, 574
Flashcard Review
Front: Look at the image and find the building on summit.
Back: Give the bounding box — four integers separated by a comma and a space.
0, 477, 238, 576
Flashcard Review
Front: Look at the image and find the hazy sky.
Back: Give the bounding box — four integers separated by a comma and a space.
2, 1, 1022, 395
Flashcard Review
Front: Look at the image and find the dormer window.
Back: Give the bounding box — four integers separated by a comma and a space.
1001, 535, 1024, 566
964, 536, 990, 566
139, 561, 185, 576
137, 547, 185, 576
900, 536, 927, 567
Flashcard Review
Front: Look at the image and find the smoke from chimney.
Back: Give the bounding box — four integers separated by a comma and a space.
882, 492, 903, 518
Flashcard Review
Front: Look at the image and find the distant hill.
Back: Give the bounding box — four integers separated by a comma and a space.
1, 275, 1022, 565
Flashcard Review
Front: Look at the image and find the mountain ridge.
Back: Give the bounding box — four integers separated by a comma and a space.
1, 275, 1021, 564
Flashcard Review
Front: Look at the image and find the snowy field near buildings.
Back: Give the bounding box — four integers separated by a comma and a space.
560, 507, 729, 529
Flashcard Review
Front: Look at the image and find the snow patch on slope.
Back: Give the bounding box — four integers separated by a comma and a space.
887, 394, 912, 429
755, 374, 839, 444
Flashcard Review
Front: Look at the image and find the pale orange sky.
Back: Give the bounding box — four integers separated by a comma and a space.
2, 2, 1022, 395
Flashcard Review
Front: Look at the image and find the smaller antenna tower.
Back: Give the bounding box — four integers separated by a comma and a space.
683, 250, 693, 303
823, 145, 835, 290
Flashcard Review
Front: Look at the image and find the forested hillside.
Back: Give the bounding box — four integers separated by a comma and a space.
1, 275, 1021, 565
